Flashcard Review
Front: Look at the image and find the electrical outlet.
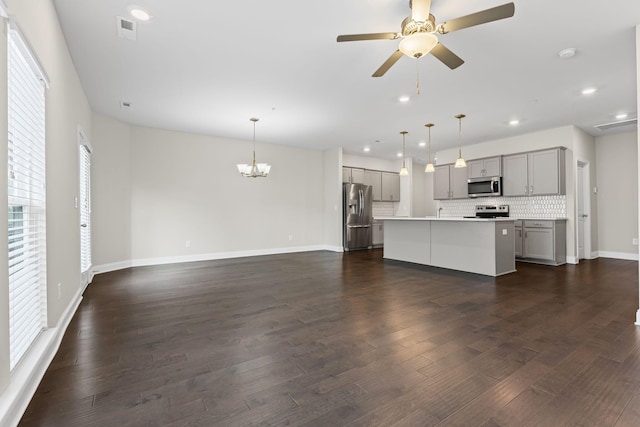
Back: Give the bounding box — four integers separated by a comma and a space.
502, 229, 508, 235
57, 283, 61, 300
185, 240, 191, 248
288, 235, 293, 241
633, 238, 638, 246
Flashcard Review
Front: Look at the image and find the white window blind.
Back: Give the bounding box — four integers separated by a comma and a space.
79, 142, 91, 274
8, 28, 47, 371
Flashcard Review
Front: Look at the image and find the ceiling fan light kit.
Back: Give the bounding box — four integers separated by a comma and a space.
398, 32, 438, 58
337, 1, 515, 77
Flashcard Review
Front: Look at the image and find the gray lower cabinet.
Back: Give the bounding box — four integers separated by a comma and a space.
515, 219, 567, 265
372, 221, 384, 246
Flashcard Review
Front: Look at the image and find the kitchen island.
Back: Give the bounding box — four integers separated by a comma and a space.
376, 217, 516, 276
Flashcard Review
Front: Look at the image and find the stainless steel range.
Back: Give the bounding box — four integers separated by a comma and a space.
465, 205, 510, 218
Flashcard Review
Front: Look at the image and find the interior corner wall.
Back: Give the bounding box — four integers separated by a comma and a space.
596, 131, 638, 256
411, 160, 427, 217
324, 147, 342, 250
128, 125, 326, 262
91, 113, 132, 269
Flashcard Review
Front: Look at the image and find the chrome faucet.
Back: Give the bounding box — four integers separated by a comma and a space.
437, 207, 443, 218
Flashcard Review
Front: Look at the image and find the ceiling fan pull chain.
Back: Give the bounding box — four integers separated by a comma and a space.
416, 59, 420, 95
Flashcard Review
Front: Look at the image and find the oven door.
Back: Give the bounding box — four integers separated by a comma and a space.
468, 177, 501, 197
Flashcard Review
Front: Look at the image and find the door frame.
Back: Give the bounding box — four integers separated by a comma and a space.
576, 161, 592, 261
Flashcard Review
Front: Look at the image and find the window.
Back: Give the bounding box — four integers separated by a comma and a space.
7, 24, 47, 370
79, 136, 91, 278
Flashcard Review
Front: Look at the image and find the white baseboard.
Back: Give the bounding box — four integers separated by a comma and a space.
566, 256, 578, 264
92, 260, 132, 275
0, 286, 83, 427
597, 251, 639, 261
636, 310, 640, 327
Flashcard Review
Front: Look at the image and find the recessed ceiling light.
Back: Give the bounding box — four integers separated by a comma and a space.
398, 95, 410, 103
418, 141, 426, 147
558, 48, 576, 59
581, 87, 597, 95
509, 119, 520, 126
615, 113, 628, 120
129, 6, 151, 21
397, 152, 403, 158
363, 147, 371, 152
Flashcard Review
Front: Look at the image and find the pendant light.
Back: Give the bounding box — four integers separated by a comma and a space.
454, 114, 467, 168
237, 117, 271, 178
424, 123, 435, 173
399, 131, 409, 176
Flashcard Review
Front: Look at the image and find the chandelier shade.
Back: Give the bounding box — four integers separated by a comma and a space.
237, 117, 271, 178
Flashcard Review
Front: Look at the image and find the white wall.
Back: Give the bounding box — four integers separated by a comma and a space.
91, 113, 132, 269
596, 131, 638, 257
1, 0, 92, 421
128, 125, 326, 263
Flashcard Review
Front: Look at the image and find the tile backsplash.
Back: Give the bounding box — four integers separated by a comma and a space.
438, 195, 567, 219
373, 201, 395, 217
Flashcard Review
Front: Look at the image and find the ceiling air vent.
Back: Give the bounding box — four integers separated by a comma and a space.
594, 118, 637, 131
116, 16, 137, 41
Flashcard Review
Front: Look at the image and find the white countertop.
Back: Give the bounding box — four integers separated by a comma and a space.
375, 216, 515, 222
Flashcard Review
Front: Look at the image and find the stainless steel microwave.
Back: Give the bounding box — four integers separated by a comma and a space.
468, 176, 501, 197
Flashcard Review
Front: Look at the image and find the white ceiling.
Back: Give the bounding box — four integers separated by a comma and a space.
52, 0, 639, 162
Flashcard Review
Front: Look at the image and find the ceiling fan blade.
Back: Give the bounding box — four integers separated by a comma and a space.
437, 2, 515, 34
430, 43, 464, 70
337, 33, 400, 42
372, 50, 404, 77
411, 0, 432, 22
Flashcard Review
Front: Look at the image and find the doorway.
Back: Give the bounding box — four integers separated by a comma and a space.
577, 161, 592, 261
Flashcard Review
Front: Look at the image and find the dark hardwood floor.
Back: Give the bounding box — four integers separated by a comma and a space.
19, 250, 640, 426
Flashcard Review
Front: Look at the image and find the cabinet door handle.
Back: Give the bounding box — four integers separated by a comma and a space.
524, 185, 528, 194
530, 186, 534, 194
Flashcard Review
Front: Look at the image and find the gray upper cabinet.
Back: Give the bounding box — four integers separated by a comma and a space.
502, 153, 528, 196
434, 165, 468, 200
503, 148, 565, 196
364, 170, 382, 201
467, 156, 501, 179
528, 149, 564, 195
342, 167, 365, 184
381, 172, 400, 201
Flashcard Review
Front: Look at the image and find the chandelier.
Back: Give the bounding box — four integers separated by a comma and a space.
237, 117, 271, 178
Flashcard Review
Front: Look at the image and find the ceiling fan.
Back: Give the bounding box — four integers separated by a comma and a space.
337, 0, 515, 77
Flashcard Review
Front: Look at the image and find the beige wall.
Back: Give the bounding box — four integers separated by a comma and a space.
323, 147, 342, 249
0, 0, 92, 397
128, 125, 326, 262
596, 131, 638, 256
91, 113, 132, 267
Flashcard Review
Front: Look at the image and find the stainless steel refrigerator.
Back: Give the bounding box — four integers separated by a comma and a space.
343, 183, 373, 251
